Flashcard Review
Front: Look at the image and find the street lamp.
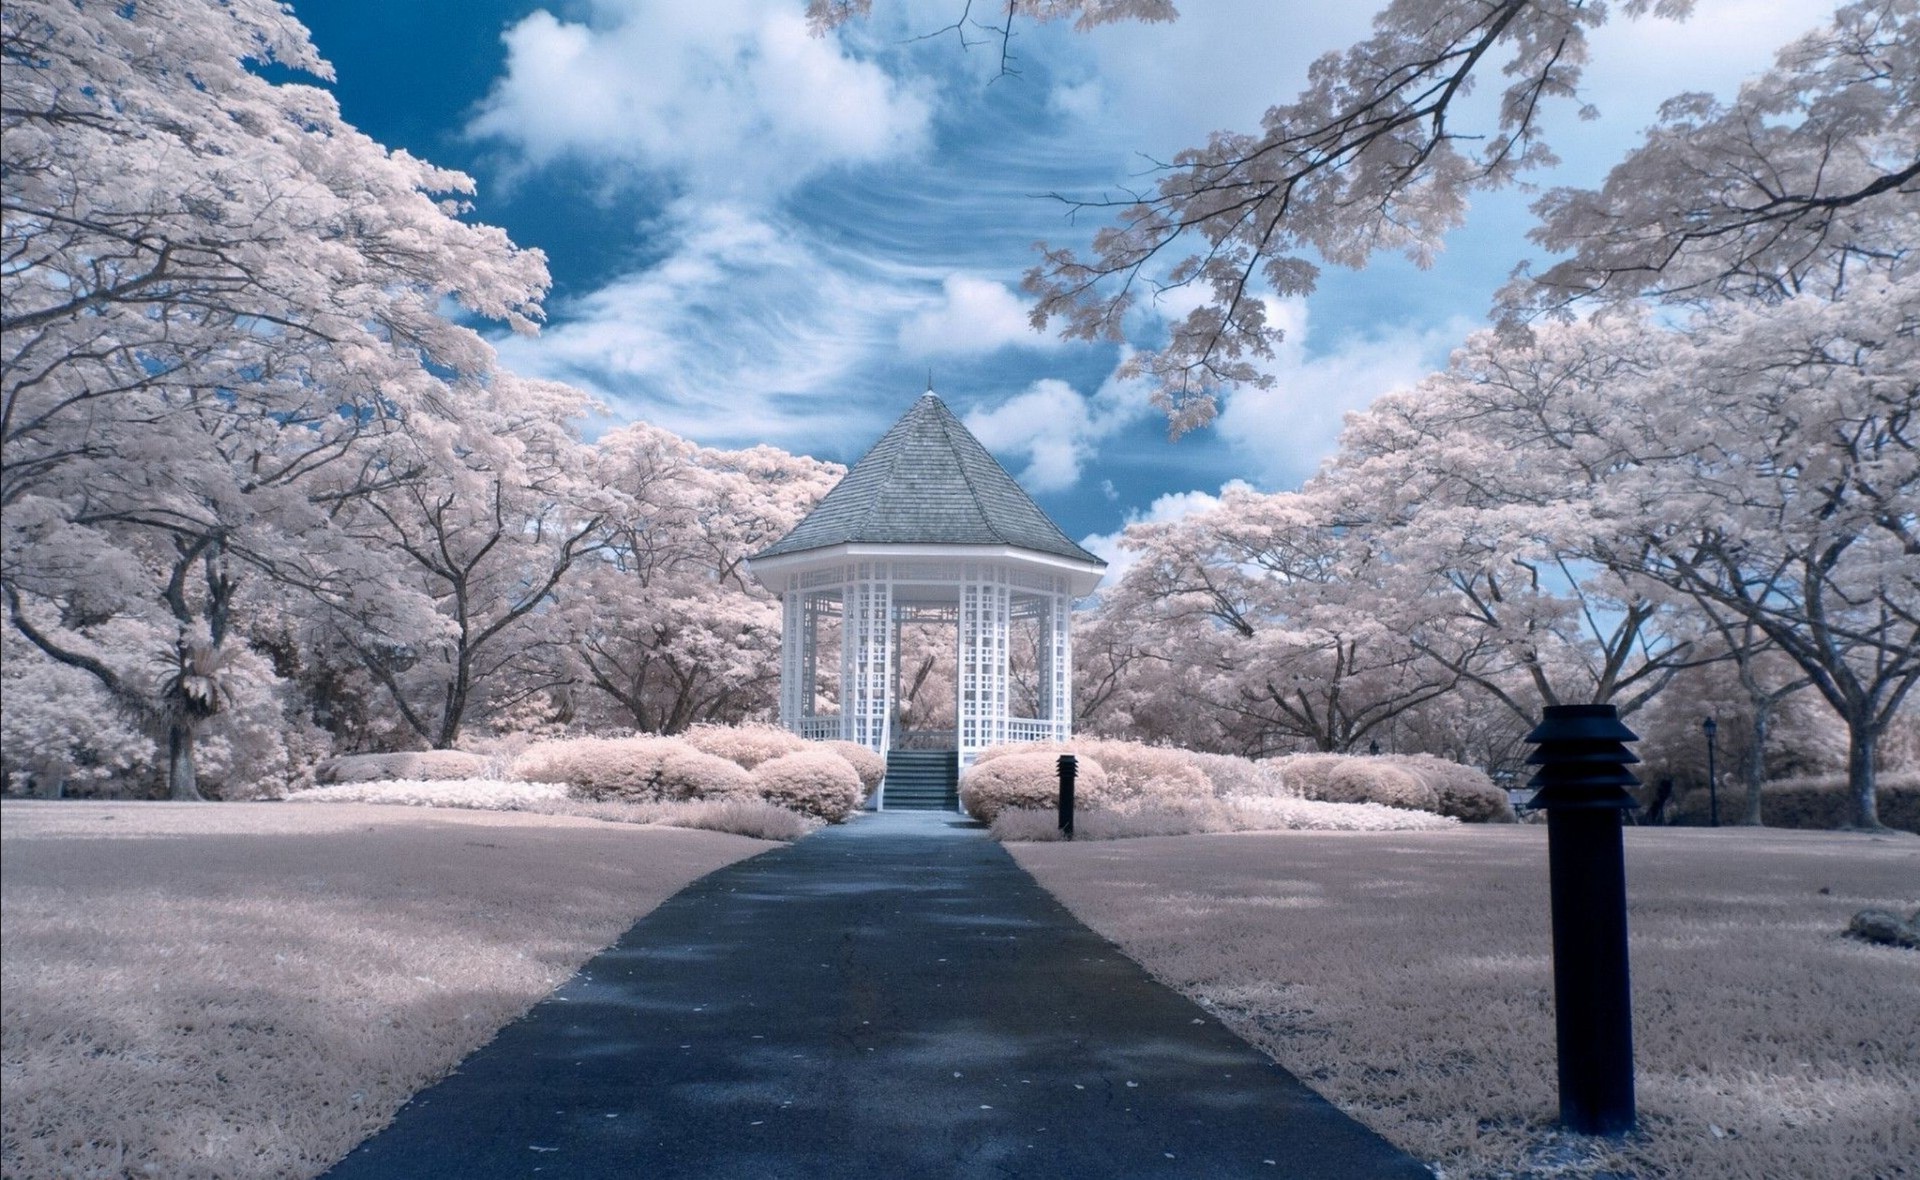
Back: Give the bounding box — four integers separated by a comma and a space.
1701, 717, 1719, 827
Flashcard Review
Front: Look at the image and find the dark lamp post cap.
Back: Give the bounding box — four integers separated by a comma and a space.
1525, 704, 1639, 745
1526, 704, 1640, 811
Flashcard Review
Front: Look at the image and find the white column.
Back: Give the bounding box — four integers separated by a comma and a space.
779, 584, 805, 731
840, 568, 893, 751
958, 564, 1011, 765
1049, 584, 1073, 740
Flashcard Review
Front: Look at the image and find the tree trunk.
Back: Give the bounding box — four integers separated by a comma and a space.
167, 722, 204, 801
1846, 725, 1881, 830
1740, 706, 1769, 826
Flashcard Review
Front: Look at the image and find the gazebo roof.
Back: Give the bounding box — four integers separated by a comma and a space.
754, 391, 1104, 566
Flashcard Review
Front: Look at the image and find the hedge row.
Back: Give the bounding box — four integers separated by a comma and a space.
1667, 771, 1919, 833
961, 739, 1509, 825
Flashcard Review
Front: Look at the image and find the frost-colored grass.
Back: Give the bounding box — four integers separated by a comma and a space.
1009, 826, 1920, 1180
0, 800, 773, 1180
991, 794, 1457, 840
283, 778, 817, 841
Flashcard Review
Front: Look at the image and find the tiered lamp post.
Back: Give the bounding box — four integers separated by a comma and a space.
1525, 703, 1640, 1137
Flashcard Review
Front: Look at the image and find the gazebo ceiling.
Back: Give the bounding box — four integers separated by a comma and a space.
752, 391, 1106, 568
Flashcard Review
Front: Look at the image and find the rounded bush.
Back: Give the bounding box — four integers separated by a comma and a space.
681, 722, 808, 769
1281, 754, 1440, 813
960, 753, 1110, 823
511, 737, 752, 802
1385, 753, 1515, 822
315, 750, 486, 784
820, 740, 886, 791
751, 749, 866, 822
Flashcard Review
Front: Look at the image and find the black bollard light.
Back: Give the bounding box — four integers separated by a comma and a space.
1525, 703, 1639, 1137
1057, 754, 1077, 840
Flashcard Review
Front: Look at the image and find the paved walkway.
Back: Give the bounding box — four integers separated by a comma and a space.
325, 811, 1430, 1179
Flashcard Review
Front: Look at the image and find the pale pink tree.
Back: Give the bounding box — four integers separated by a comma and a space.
562, 424, 841, 733
327, 376, 613, 750
1, 0, 550, 794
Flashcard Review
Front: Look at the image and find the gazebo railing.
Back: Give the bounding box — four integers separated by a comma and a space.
796, 718, 840, 741
1007, 719, 1055, 745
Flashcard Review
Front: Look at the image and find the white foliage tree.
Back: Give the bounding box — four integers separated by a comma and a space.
1, 0, 549, 796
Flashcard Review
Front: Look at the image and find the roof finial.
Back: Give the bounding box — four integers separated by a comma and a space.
926, 369, 934, 395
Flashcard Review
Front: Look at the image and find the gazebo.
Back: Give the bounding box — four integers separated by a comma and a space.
746, 391, 1106, 809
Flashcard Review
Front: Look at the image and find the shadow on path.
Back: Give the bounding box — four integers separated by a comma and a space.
326, 811, 1430, 1179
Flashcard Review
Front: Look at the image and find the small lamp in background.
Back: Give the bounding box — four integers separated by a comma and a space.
1701, 717, 1719, 828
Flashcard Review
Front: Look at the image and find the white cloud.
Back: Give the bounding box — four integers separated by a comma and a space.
962, 362, 1151, 493
1079, 480, 1256, 590
1213, 298, 1473, 489
898, 275, 1058, 356
468, 0, 931, 197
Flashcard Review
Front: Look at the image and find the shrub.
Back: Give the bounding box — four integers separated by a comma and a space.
961, 753, 1110, 823
750, 749, 866, 822
1225, 793, 1458, 833
820, 740, 886, 791
511, 737, 753, 802
988, 794, 1459, 840
286, 779, 815, 840
972, 739, 1211, 809
315, 750, 487, 784
635, 797, 816, 841
1279, 753, 1441, 813
1669, 771, 1919, 833
1384, 753, 1515, 823
681, 722, 807, 769
1183, 750, 1293, 798
288, 778, 568, 809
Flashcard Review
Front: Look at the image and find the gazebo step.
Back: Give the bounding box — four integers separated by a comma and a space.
884, 749, 958, 811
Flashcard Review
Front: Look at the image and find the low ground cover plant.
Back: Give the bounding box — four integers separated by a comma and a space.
990, 793, 1456, 840
313, 750, 489, 784
284, 779, 816, 841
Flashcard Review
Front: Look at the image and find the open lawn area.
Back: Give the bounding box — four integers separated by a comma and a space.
0, 800, 774, 1180
1011, 826, 1920, 1180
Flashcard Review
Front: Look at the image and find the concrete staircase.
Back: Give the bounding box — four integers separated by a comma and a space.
883, 750, 959, 811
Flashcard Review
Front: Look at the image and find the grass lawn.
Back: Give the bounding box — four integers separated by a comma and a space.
0, 800, 774, 1180
1010, 825, 1919, 1180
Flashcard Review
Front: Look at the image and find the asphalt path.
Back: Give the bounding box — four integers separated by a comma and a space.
325, 810, 1431, 1179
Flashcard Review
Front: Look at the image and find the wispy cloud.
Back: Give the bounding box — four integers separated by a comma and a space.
492, 202, 926, 449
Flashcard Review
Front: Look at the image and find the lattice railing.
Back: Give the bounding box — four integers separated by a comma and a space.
1006, 719, 1055, 745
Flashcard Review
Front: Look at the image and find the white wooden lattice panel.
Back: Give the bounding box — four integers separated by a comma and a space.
842, 578, 893, 750
958, 565, 1011, 758
780, 591, 805, 728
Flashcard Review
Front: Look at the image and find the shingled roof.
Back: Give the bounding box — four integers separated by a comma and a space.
754, 392, 1104, 565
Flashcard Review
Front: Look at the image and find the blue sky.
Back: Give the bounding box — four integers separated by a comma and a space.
293, 0, 1831, 561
